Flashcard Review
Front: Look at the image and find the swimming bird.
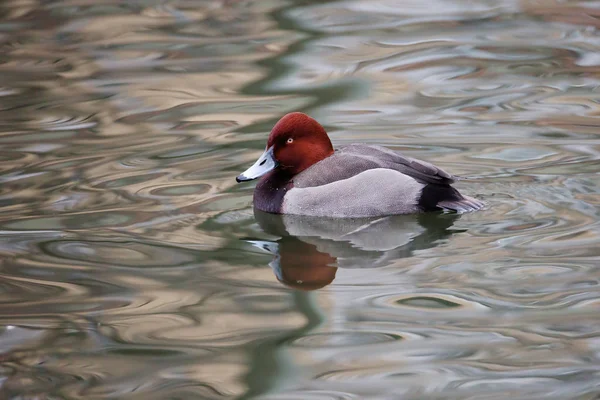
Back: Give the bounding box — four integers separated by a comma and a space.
236, 112, 484, 217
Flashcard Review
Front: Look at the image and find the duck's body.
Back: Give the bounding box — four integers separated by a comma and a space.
237, 113, 483, 217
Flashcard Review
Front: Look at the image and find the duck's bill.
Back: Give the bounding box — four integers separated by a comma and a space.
246, 239, 279, 254
236, 146, 277, 182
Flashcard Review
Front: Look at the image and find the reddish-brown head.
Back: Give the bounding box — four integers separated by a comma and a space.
236, 112, 334, 183
267, 112, 334, 175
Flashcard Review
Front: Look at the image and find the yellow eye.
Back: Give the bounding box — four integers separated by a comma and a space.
286, 137, 294, 144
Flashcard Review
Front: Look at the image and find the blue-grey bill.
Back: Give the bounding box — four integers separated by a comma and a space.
236, 146, 277, 182
246, 240, 282, 280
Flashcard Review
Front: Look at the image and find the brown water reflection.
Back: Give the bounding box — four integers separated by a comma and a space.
252, 211, 461, 290
1, 0, 600, 399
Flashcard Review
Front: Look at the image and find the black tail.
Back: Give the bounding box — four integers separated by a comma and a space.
419, 184, 485, 213
437, 195, 485, 213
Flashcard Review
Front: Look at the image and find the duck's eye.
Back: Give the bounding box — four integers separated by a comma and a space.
286, 137, 294, 144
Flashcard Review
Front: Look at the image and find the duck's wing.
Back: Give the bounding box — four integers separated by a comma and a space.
339, 144, 456, 185
293, 144, 455, 188
287, 144, 483, 216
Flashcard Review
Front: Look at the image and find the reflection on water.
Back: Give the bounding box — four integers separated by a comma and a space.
252, 211, 461, 290
1, 0, 600, 398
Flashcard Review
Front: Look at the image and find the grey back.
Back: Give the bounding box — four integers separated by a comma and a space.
293, 144, 455, 188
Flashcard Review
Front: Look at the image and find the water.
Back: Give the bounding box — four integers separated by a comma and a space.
1, 0, 600, 398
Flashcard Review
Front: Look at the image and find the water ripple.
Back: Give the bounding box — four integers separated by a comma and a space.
1, 0, 600, 399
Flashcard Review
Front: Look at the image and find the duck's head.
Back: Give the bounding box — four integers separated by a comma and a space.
236, 112, 334, 182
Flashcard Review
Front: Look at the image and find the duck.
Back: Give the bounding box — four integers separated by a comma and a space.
236, 112, 484, 217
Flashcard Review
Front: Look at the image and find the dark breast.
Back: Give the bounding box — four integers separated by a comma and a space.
254, 170, 294, 214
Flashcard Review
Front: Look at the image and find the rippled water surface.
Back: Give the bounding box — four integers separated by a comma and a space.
2, 0, 600, 398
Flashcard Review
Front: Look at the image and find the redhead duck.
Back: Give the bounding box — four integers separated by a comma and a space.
236, 112, 484, 217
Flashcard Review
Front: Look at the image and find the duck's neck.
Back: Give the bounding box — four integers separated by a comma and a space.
254, 170, 294, 214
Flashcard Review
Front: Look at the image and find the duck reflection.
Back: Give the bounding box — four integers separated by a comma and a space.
250, 210, 462, 290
